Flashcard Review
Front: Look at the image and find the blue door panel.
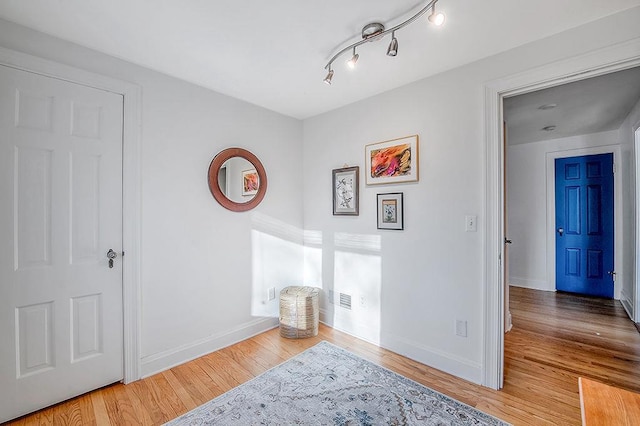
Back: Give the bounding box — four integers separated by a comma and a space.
587, 161, 602, 178
565, 249, 580, 276
587, 250, 603, 279
566, 186, 580, 234
555, 153, 614, 298
565, 163, 580, 179
587, 185, 601, 235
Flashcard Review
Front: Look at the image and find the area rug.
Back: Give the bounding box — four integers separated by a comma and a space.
165, 341, 509, 425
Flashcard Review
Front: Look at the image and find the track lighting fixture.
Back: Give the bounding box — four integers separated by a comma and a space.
386, 31, 398, 57
323, 0, 445, 84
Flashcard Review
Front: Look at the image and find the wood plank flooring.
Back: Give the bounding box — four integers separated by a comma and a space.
5, 286, 640, 425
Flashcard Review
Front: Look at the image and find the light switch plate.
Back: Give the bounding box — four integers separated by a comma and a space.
465, 215, 477, 232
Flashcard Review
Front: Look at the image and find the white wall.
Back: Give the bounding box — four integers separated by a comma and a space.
506, 130, 622, 292
0, 19, 304, 376
302, 8, 640, 383
618, 96, 640, 317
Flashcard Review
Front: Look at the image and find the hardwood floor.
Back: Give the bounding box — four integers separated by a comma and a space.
6, 286, 640, 425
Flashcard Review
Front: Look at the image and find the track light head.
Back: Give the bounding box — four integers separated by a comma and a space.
323, 68, 334, 85
428, 6, 445, 26
347, 48, 359, 69
387, 32, 398, 57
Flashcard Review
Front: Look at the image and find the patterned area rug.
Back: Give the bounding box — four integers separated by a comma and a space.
166, 341, 509, 425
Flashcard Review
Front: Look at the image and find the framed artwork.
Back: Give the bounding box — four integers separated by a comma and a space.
377, 192, 403, 230
332, 166, 359, 215
365, 135, 418, 185
242, 169, 259, 196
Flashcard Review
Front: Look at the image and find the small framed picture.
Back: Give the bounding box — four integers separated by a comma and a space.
242, 169, 259, 196
365, 135, 418, 185
332, 166, 359, 215
377, 192, 403, 230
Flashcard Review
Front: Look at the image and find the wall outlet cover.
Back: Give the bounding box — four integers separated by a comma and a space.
456, 320, 468, 337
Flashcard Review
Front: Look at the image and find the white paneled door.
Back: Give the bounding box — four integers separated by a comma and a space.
0, 65, 124, 422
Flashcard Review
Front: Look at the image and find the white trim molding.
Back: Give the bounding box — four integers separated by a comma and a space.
635, 126, 640, 322
483, 83, 504, 390
140, 318, 279, 378
381, 333, 482, 385
0, 46, 143, 383
509, 277, 551, 292
320, 312, 482, 384
483, 37, 640, 390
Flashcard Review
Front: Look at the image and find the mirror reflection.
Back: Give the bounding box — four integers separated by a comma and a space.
218, 157, 260, 203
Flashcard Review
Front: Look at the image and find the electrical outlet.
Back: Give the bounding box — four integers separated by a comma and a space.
268, 287, 276, 301
456, 320, 468, 337
360, 296, 366, 308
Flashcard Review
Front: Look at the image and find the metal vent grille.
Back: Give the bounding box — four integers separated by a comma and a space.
339, 293, 352, 310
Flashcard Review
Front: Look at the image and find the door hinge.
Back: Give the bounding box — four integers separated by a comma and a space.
613, 163, 616, 174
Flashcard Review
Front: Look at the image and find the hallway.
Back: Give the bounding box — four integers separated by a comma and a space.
505, 286, 640, 421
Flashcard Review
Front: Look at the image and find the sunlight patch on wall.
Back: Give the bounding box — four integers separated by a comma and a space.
332, 232, 382, 345
250, 213, 304, 318
334, 232, 381, 252
303, 230, 323, 290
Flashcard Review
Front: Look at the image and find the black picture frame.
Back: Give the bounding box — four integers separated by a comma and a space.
332, 166, 359, 216
377, 192, 404, 230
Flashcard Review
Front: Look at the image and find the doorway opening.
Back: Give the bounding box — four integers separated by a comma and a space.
482, 39, 640, 390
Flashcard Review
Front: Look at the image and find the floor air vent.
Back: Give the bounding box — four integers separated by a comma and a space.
339, 293, 352, 310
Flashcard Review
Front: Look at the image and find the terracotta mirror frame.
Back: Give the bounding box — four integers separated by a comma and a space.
208, 147, 267, 212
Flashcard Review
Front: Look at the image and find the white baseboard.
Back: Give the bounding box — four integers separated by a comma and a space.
509, 276, 552, 291
319, 308, 380, 346
140, 317, 279, 378
320, 309, 481, 384
620, 289, 634, 321
379, 334, 482, 385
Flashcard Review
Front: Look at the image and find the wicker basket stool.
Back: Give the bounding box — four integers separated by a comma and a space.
279, 286, 320, 339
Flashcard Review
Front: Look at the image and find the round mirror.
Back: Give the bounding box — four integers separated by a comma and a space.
208, 147, 267, 212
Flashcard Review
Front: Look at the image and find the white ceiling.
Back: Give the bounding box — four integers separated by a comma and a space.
504, 66, 640, 146
0, 0, 639, 119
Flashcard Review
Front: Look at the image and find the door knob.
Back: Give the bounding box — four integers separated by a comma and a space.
107, 249, 117, 268
557, 228, 564, 236
504, 238, 512, 244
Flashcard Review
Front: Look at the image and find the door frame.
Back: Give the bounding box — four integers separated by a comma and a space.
482, 38, 640, 389
546, 148, 622, 299
0, 46, 142, 383
636, 127, 640, 320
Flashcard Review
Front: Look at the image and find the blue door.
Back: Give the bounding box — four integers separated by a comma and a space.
555, 153, 614, 298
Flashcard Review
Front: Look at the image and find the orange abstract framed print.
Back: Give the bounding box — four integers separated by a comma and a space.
242, 169, 259, 196
365, 135, 418, 185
